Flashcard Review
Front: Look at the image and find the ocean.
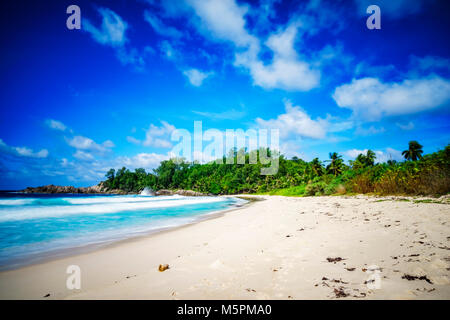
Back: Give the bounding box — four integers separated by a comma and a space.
0, 192, 245, 270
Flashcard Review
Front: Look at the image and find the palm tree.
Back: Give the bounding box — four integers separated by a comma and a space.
326, 152, 344, 176
310, 158, 324, 176
402, 141, 423, 161
365, 149, 376, 166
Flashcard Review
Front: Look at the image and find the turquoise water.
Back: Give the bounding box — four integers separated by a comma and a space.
0, 192, 243, 269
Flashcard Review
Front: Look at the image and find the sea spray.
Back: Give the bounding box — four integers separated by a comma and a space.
140, 187, 155, 196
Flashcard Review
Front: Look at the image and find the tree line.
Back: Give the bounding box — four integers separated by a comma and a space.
102, 141, 449, 196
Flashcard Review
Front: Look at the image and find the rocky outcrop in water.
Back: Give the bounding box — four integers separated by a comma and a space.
21, 184, 209, 196
21, 183, 130, 195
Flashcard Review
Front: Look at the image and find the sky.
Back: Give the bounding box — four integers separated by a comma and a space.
0, 0, 449, 189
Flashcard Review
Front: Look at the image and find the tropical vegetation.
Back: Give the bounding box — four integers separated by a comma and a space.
102, 141, 450, 197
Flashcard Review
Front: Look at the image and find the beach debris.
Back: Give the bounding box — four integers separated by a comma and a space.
402, 274, 433, 284
345, 267, 355, 271
246, 288, 256, 292
126, 274, 137, 279
332, 279, 348, 284
159, 264, 170, 272
326, 257, 345, 263
352, 292, 367, 298
285, 234, 292, 238
333, 287, 349, 298
43, 293, 51, 298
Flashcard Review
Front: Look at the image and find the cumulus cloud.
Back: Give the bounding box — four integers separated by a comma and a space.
343, 147, 403, 163
333, 76, 450, 121
84, 8, 146, 70
0, 138, 48, 159
127, 121, 175, 148
183, 0, 320, 91
66, 135, 114, 157
15, 147, 48, 158
183, 69, 213, 86
255, 100, 327, 139
144, 10, 183, 38
84, 8, 128, 46
396, 121, 415, 131
409, 55, 450, 73
73, 150, 95, 161
186, 0, 256, 47
45, 119, 67, 131
236, 23, 320, 91
120, 152, 170, 168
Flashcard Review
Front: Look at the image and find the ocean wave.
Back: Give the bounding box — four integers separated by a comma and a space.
0, 196, 226, 222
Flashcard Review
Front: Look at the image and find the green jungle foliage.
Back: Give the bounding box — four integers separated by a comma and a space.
102, 142, 450, 197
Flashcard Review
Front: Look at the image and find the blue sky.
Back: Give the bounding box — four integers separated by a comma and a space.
1, 0, 449, 189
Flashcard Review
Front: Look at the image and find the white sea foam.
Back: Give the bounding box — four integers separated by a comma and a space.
0, 196, 226, 222
62, 195, 181, 204
0, 199, 35, 205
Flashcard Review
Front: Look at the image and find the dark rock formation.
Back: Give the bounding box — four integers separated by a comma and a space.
21, 184, 209, 196
21, 183, 130, 195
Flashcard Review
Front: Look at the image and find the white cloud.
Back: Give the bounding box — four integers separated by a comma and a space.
120, 152, 170, 168
409, 55, 450, 73
84, 8, 147, 70
236, 23, 320, 91
255, 100, 327, 139
160, 40, 177, 60
144, 11, 183, 38
102, 140, 115, 148
333, 76, 450, 121
15, 147, 48, 158
186, 0, 256, 47
355, 125, 385, 136
46, 119, 67, 131
396, 121, 415, 131
183, 69, 212, 86
66, 135, 114, 154
184, 0, 320, 91
344, 148, 368, 159
73, 150, 95, 161
0, 138, 48, 159
127, 121, 175, 148
84, 8, 128, 47
379, 147, 404, 162
126, 136, 141, 145
343, 147, 403, 163
192, 108, 246, 120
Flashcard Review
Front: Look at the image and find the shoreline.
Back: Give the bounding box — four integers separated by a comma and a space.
0, 196, 252, 272
0, 195, 448, 300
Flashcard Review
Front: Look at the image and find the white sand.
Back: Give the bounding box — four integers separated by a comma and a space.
0, 195, 449, 300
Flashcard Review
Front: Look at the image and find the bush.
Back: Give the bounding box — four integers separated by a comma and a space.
305, 181, 327, 196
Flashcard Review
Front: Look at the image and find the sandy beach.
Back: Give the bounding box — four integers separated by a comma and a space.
0, 195, 449, 300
